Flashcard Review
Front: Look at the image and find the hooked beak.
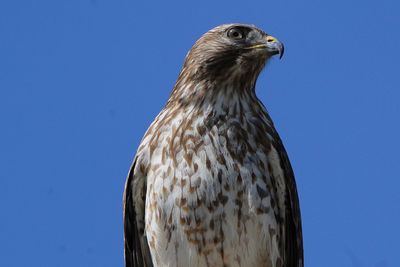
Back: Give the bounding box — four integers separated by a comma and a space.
246, 35, 285, 59
264, 35, 284, 59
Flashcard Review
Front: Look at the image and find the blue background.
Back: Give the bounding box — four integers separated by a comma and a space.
1, 0, 399, 266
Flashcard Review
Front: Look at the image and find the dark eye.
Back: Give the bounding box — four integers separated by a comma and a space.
227, 28, 245, 40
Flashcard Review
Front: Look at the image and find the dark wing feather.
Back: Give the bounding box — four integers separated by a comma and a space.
274, 137, 304, 267
123, 159, 153, 267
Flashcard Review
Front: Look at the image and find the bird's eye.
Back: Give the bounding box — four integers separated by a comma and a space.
227, 28, 245, 40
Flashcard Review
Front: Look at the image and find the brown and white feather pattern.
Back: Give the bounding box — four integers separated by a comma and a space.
124, 24, 303, 267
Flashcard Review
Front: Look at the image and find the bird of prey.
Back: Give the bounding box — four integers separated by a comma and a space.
123, 24, 303, 267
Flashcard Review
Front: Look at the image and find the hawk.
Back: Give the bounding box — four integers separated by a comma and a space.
124, 24, 303, 267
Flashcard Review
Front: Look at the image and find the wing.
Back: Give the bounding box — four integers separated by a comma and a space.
123, 159, 154, 267
274, 137, 304, 267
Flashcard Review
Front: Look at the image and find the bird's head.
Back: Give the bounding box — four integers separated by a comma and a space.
179, 24, 284, 88
169, 24, 284, 107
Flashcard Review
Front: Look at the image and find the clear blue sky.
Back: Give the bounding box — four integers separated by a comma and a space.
1, 0, 399, 266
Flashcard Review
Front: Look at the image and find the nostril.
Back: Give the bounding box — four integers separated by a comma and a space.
267, 38, 274, 43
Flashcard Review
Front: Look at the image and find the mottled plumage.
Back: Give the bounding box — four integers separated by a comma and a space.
124, 24, 303, 267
